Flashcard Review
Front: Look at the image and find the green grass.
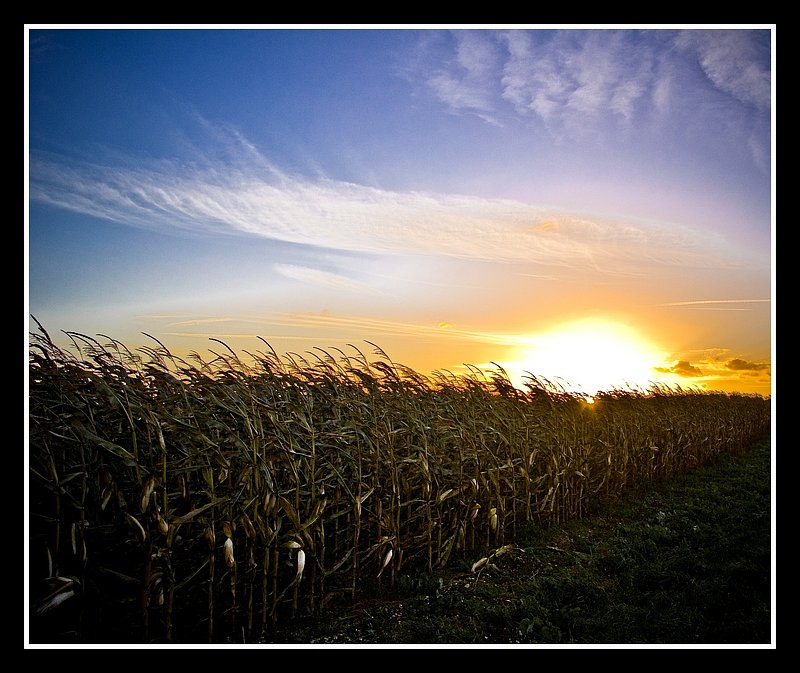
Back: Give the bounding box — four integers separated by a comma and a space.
263, 437, 773, 646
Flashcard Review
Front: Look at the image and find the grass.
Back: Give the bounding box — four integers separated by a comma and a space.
262, 437, 773, 646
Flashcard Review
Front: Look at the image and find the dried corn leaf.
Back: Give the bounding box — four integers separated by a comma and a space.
34, 577, 78, 617
124, 513, 146, 543
471, 557, 488, 573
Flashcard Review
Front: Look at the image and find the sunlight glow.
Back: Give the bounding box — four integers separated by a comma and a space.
503, 318, 670, 397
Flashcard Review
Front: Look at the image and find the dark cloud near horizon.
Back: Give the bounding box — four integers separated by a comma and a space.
726, 358, 769, 372
654, 360, 704, 377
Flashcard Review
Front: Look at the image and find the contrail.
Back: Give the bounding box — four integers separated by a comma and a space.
660, 299, 769, 307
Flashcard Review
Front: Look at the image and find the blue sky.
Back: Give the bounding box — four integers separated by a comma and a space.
25, 26, 774, 396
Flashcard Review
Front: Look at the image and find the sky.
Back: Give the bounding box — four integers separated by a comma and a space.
24, 25, 775, 398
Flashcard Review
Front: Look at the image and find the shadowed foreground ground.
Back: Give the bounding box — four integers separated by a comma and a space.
263, 437, 773, 647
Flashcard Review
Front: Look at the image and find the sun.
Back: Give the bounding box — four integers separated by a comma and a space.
504, 317, 669, 398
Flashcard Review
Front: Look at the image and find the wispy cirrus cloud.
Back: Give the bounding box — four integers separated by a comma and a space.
416, 28, 770, 152
427, 30, 503, 126
675, 29, 771, 110
428, 29, 657, 132
29, 134, 745, 275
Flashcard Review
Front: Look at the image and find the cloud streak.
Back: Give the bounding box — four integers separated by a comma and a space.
273, 264, 377, 293
660, 298, 769, 310
153, 310, 527, 349
30, 138, 743, 274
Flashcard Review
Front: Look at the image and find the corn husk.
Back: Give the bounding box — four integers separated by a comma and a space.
224, 537, 235, 568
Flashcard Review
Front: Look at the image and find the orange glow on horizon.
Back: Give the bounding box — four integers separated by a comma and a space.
498, 317, 677, 397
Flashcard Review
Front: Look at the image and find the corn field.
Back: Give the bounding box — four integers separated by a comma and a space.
27, 322, 771, 644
